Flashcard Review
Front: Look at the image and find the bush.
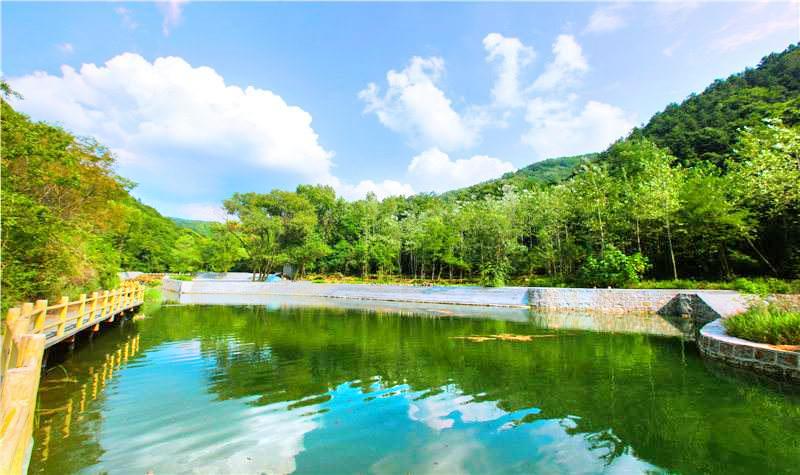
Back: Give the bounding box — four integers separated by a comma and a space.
169, 274, 194, 281
480, 261, 510, 287
579, 246, 649, 288
724, 305, 800, 345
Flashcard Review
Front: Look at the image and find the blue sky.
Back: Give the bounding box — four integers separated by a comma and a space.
3, 1, 798, 220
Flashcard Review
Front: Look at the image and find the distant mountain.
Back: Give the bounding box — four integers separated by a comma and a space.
448, 44, 799, 198
170, 217, 215, 236
444, 153, 598, 199
636, 43, 799, 167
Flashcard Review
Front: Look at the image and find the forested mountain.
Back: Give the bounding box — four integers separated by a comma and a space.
170, 217, 215, 237
637, 44, 800, 167
2, 44, 798, 309
444, 153, 596, 200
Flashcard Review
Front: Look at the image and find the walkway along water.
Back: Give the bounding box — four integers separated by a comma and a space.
0, 282, 145, 474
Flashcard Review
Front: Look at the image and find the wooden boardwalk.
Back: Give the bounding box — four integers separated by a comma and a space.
0, 282, 145, 474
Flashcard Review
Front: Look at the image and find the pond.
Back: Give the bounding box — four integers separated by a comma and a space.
30, 302, 800, 474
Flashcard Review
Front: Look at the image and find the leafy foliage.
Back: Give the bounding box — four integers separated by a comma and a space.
579, 246, 649, 288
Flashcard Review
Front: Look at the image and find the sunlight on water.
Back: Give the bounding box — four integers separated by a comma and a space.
30, 304, 800, 474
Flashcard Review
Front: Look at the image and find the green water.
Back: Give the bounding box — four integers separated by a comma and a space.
30, 304, 800, 474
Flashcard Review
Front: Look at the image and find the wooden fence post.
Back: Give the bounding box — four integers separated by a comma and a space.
101, 291, 110, 318
20, 302, 33, 321
2, 308, 21, 374
109, 291, 118, 322
90, 292, 99, 324
57, 296, 69, 336
77, 294, 87, 328
34, 300, 48, 332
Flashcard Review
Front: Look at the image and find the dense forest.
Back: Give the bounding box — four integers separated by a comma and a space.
2, 44, 798, 309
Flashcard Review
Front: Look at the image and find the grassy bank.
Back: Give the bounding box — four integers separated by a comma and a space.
724, 305, 800, 346
303, 274, 800, 295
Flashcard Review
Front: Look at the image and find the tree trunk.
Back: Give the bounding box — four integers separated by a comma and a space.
665, 216, 677, 280
635, 219, 642, 254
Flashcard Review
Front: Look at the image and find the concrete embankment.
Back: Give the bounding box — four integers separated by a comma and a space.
164, 273, 748, 323
165, 277, 532, 307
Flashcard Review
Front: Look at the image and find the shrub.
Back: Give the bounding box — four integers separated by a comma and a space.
724, 305, 800, 345
579, 246, 649, 288
732, 277, 771, 296
480, 261, 510, 287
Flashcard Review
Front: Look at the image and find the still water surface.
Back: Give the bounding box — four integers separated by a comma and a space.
30, 303, 800, 474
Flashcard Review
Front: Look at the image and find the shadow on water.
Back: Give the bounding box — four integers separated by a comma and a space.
29, 302, 800, 474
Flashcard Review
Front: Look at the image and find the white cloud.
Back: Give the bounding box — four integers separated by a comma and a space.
173, 203, 228, 222
483, 33, 535, 108
653, 1, 700, 22
522, 98, 634, 159
8, 53, 339, 209
662, 40, 682, 57
407, 148, 515, 194
711, 16, 798, 52
335, 179, 415, 201
158, 0, 187, 36
10, 53, 333, 178
115, 6, 138, 30
530, 35, 588, 91
56, 43, 74, 54
584, 4, 627, 34
359, 56, 481, 151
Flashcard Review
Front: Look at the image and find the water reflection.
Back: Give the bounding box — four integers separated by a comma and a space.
30, 304, 800, 474
35, 335, 141, 465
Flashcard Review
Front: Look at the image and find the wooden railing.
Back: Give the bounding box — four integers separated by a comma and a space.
0, 282, 145, 474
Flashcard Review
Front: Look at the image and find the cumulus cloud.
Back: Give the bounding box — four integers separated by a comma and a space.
10, 53, 334, 179
530, 35, 588, 91
7, 53, 354, 214
584, 3, 627, 34
359, 56, 482, 151
407, 148, 515, 193
483, 33, 535, 108
522, 98, 634, 159
334, 179, 415, 201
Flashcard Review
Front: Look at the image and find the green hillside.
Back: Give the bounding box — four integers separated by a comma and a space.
637, 43, 799, 167
170, 217, 215, 237
445, 153, 597, 199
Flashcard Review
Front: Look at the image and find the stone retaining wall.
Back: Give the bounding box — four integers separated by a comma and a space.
698, 319, 799, 382
528, 287, 747, 315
